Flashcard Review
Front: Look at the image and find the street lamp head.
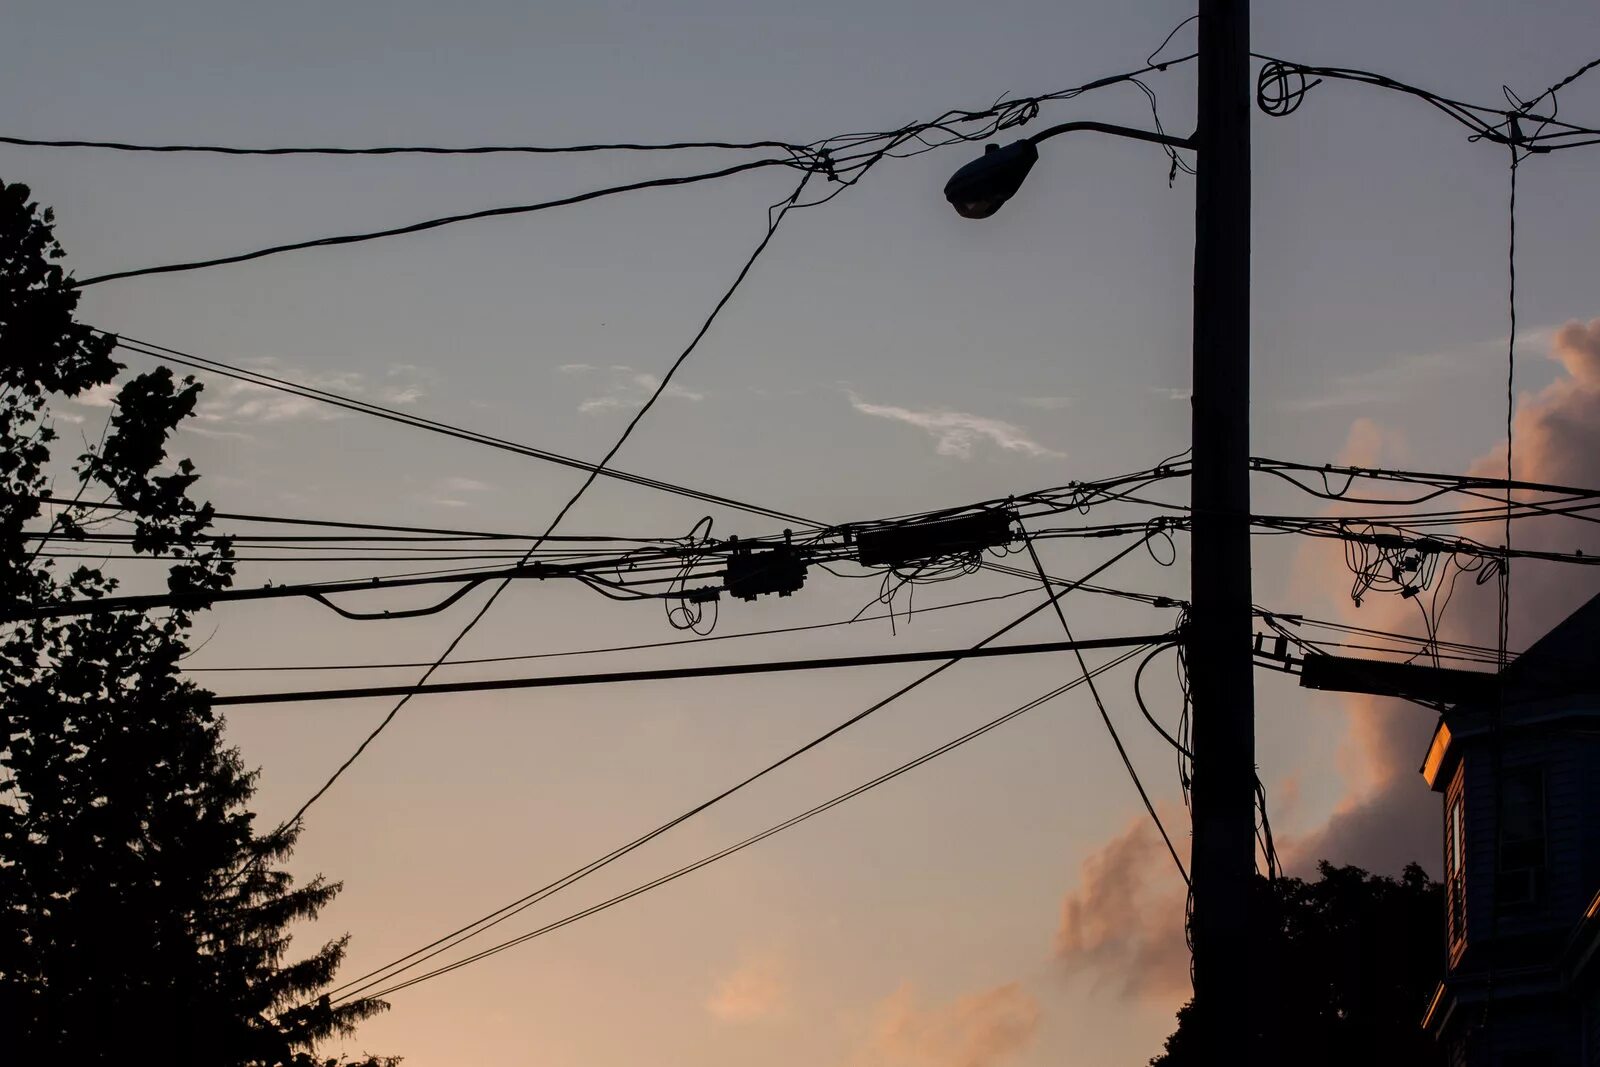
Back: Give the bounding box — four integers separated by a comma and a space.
943, 140, 1039, 219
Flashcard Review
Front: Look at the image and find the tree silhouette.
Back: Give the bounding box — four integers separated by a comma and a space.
0, 180, 393, 1066
1151, 862, 1444, 1066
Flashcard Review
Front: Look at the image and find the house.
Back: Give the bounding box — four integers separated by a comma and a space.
1421, 591, 1600, 1066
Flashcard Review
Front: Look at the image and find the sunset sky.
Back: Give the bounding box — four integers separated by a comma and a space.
6, 2, 1600, 1064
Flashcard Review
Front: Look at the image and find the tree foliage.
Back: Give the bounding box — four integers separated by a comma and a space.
0, 180, 392, 1066
1151, 862, 1444, 1066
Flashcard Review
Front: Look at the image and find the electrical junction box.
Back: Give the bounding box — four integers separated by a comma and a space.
855, 508, 1016, 568
724, 539, 807, 601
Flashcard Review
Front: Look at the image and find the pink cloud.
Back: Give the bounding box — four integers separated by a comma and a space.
705, 950, 788, 1023
1054, 814, 1190, 1002
1288, 319, 1600, 876
848, 982, 1040, 1067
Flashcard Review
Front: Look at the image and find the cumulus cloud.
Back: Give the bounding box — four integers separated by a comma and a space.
1271, 416, 1445, 875
1288, 320, 1600, 877
1054, 814, 1190, 1001
847, 394, 1063, 460
1039, 322, 1600, 1006
576, 366, 704, 415
705, 951, 787, 1023
847, 982, 1039, 1067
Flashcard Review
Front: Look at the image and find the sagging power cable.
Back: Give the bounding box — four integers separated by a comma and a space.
338, 642, 1159, 1005
261, 170, 815, 843
319, 533, 1163, 1005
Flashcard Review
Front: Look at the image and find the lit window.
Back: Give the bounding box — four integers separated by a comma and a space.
1445, 792, 1466, 951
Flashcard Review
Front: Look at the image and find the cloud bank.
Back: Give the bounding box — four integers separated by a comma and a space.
1290, 319, 1600, 876
1049, 320, 1600, 1005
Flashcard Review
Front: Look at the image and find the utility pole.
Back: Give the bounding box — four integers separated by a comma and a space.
940, 7, 1257, 1054
1188, 1, 1256, 1061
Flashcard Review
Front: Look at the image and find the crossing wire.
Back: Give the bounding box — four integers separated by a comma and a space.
207, 633, 1170, 706
1021, 527, 1188, 884
110, 336, 816, 528
0, 134, 810, 157
180, 587, 1041, 673
342, 642, 1158, 1004
320, 534, 1160, 1005
70, 158, 800, 287
105, 333, 1192, 615
263, 171, 815, 843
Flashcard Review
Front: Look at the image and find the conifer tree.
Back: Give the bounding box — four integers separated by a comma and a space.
0, 180, 393, 1066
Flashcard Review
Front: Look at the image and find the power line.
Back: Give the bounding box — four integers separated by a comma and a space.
1248, 518, 1598, 567
26, 519, 1164, 563
265, 171, 815, 841
1255, 610, 1519, 661
110, 336, 817, 528
33, 493, 662, 541
1250, 458, 1600, 530
31, 551, 650, 564
1254, 54, 1600, 152
16, 490, 1181, 623
71, 158, 802, 288
319, 534, 1158, 1003
65, 55, 1204, 288
341, 642, 1156, 1005
0, 134, 812, 157
8, 54, 1198, 169
181, 587, 1040, 673
106, 334, 1192, 612
1500, 146, 1518, 672
1251, 456, 1600, 506
1289, 638, 1504, 667
1512, 56, 1600, 117
2, 555, 680, 623
209, 633, 1169, 706
1021, 528, 1188, 884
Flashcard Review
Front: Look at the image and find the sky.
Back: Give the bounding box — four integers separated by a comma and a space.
6, 2, 1600, 1065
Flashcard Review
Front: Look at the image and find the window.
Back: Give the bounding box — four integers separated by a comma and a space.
1497, 767, 1547, 912
1445, 791, 1466, 953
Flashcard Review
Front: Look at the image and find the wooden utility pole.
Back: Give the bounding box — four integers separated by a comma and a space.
1187, 1, 1256, 1061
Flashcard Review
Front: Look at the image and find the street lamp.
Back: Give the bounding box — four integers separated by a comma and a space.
943, 122, 1196, 219
941, 5, 1256, 1061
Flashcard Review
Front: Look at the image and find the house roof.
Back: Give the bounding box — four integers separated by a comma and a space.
1420, 590, 1600, 790
1501, 590, 1600, 697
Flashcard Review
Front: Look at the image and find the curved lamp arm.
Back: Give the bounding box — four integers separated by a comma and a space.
1026, 120, 1195, 151
944, 123, 1196, 218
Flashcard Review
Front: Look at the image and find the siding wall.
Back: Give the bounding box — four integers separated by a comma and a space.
1457, 713, 1600, 950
